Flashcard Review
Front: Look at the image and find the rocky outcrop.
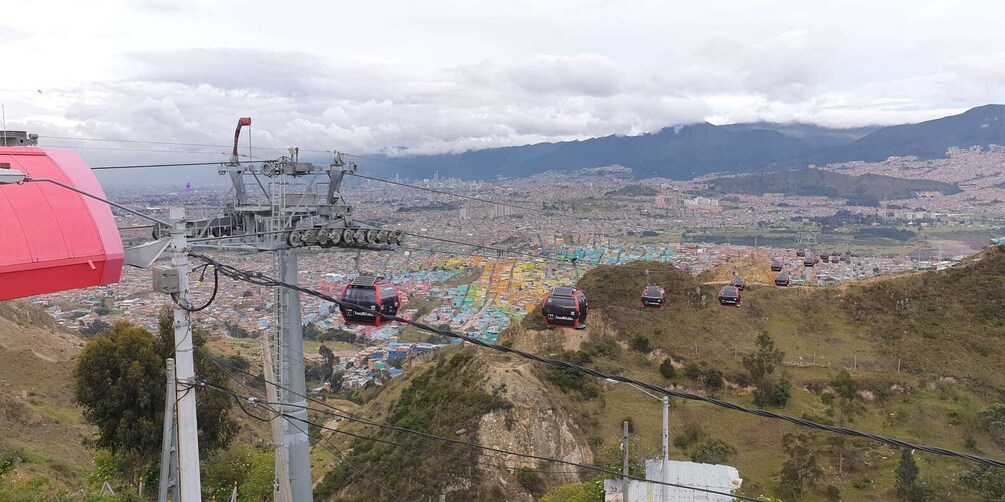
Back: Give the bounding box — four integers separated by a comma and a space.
475, 355, 593, 498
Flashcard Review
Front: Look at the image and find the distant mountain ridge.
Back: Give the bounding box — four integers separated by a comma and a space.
370, 105, 1005, 180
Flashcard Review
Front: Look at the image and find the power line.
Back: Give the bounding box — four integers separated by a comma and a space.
348, 172, 540, 212
206, 380, 586, 475
91, 161, 240, 170
197, 376, 758, 500
188, 252, 1005, 470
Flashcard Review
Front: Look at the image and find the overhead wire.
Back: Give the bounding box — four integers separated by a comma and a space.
188, 251, 1005, 470
194, 371, 758, 500
91, 161, 242, 170
203, 380, 587, 476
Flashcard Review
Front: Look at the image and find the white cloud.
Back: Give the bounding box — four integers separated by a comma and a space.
1, 0, 1004, 172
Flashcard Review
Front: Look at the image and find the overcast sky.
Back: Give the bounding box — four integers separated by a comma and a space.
3, 0, 1005, 177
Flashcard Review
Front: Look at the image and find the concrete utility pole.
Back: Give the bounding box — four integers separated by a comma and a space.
158, 359, 179, 502
662, 395, 670, 502
622, 420, 630, 489
170, 207, 202, 501
278, 249, 312, 501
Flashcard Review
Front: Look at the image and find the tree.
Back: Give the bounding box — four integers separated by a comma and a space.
74, 313, 239, 486
302, 322, 323, 341
81, 319, 112, 337
689, 438, 736, 464
895, 449, 919, 497
830, 370, 862, 474
659, 358, 676, 380
73, 322, 165, 465
895, 448, 930, 501
742, 332, 784, 385
778, 433, 822, 501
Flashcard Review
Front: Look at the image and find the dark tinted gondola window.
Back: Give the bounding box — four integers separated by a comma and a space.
346, 287, 377, 305
380, 286, 397, 299
548, 296, 577, 309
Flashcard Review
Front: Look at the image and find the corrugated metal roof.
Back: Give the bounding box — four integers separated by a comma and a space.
0, 147, 123, 299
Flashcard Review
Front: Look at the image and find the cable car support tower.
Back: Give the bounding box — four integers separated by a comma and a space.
156, 118, 404, 501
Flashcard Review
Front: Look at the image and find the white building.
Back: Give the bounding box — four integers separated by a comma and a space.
604, 459, 742, 502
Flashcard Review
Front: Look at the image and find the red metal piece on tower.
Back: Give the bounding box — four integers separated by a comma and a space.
0, 147, 123, 300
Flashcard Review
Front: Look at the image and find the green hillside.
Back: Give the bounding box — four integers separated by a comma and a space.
324, 250, 1005, 501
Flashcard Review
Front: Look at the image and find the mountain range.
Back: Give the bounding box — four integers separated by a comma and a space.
368, 104, 1005, 180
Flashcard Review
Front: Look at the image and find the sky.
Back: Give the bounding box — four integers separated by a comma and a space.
3, 0, 1005, 183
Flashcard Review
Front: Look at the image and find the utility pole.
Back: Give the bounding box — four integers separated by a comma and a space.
169, 207, 202, 501
158, 359, 179, 502
622, 420, 630, 493
278, 249, 312, 502
662, 395, 670, 502
261, 326, 292, 502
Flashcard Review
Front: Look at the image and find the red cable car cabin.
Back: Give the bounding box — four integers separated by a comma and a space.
641, 285, 666, 308
718, 285, 741, 307
338, 276, 400, 327
541, 286, 588, 330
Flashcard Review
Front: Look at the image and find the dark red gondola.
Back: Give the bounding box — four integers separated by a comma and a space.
730, 275, 746, 291
770, 258, 783, 272
641, 285, 666, 309
541, 286, 588, 330
775, 271, 790, 287
718, 285, 741, 307
339, 275, 401, 327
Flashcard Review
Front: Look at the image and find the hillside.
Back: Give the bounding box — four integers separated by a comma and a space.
316, 349, 593, 501
365, 105, 1005, 181
0, 301, 94, 497
707, 168, 961, 202
324, 249, 1005, 501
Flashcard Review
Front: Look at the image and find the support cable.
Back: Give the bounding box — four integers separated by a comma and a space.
187, 252, 1005, 470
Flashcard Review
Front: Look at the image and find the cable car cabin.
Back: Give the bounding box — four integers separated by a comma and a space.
804, 254, 816, 267
717, 285, 741, 307
641, 285, 666, 308
795, 249, 806, 257
730, 276, 746, 291
338, 276, 401, 327
775, 271, 790, 287
542, 286, 588, 329
821, 255, 830, 263
770, 259, 783, 272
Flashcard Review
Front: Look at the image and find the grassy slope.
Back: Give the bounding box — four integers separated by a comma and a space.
541, 250, 1005, 500
0, 303, 94, 495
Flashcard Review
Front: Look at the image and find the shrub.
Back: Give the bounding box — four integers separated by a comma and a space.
689, 438, 736, 464
977, 403, 1005, 446
582, 338, 620, 359
702, 369, 724, 392
517, 468, 545, 495
683, 362, 703, 381
673, 422, 705, 451
754, 378, 792, 408
659, 358, 677, 380
631, 335, 652, 353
